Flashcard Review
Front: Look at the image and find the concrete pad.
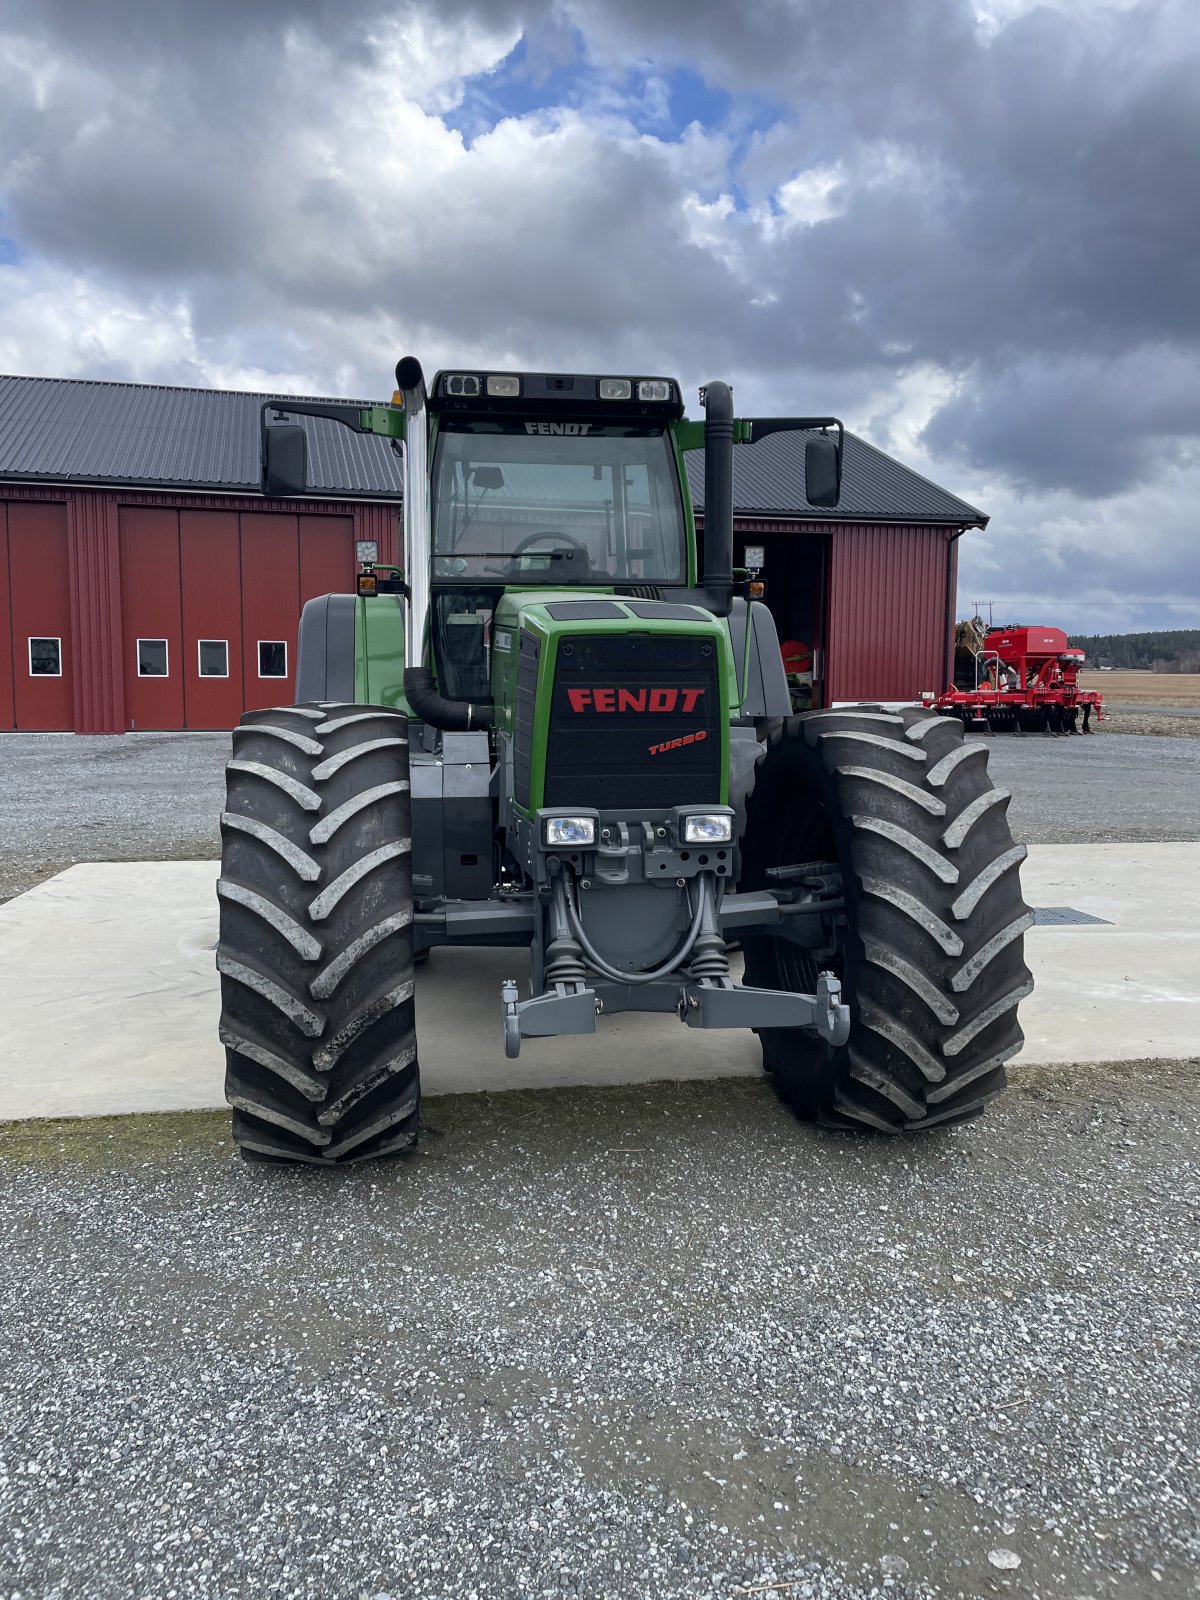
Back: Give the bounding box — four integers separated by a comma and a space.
0, 862, 759, 1120
1018, 843, 1200, 1064
0, 846, 1196, 1121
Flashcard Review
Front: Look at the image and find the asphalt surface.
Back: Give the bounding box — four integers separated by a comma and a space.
1, 725, 1198, 908
0, 732, 228, 904
2, 1066, 1197, 1600
978, 731, 1200, 844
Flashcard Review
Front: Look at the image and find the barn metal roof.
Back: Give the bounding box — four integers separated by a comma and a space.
0, 373, 986, 525
684, 428, 986, 526
0, 375, 403, 499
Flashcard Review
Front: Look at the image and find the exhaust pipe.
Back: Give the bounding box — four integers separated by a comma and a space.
395, 355, 494, 731
701, 380, 734, 618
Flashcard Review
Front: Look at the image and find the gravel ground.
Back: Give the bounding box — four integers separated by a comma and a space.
0, 1066, 1196, 1600
0, 733, 228, 904
1, 723, 1197, 908
1, 732, 1198, 1595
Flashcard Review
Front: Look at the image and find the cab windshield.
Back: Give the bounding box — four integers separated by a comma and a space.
431, 423, 688, 586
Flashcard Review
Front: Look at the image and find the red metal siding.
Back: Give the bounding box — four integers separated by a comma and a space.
354, 502, 400, 566
0, 486, 396, 734
66, 490, 124, 734
0, 504, 13, 729
824, 524, 951, 702
9, 501, 73, 729
240, 512, 299, 710
299, 513, 354, 605
180, 510, 244, 730
119, 507, 184, 730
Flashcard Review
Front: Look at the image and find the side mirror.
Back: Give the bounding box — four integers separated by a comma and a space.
262, 423, 308, 497
471, 466, 505, 490
805, 434, 841, 509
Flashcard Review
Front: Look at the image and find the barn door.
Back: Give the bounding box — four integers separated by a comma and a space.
9, 502, 73, 731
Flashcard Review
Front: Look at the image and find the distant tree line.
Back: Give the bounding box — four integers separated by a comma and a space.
1067, 629, 1200, 672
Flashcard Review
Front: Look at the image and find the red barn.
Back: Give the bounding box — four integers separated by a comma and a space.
0, 374, 986, 732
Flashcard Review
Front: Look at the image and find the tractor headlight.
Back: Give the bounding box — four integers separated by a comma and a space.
638, 379, 672, 402
599, 378, 632, 400
681, 813, 733, 844
543, 815, 597, 847
486, 374, 521, 397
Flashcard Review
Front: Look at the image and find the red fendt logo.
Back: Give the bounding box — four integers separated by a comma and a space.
566, 687, 706, 714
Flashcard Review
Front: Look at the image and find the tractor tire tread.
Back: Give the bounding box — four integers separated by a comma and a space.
740, 704, 1029, 1132
218, 701, 419, 1165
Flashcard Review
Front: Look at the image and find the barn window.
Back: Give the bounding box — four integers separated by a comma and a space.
29, 637, 62, 677
137, 639, 169, 677
198, 640, 229, 677
258, 641, 288, 678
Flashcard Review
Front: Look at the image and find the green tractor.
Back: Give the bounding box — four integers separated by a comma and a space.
216, 358, 1031, 1163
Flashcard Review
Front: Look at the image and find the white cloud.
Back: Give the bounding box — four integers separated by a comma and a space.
0, 0, 1198, 633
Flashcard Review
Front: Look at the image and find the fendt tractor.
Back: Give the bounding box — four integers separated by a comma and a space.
216, 359, 1032, 1164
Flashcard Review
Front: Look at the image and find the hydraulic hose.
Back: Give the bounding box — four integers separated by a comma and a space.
562, 870, 710, 986
403, 666, 495, 732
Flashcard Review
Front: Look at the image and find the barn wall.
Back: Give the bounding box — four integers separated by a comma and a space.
2, 486, 957, 729
823, 523, 953, 703
0, 484, 400, 732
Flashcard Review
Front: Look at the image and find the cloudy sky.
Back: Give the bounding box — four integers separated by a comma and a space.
2, 0, 1197, 632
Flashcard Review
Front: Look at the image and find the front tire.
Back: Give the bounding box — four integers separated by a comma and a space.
739, 706, 1031, 1132
217, 703, 419, 1165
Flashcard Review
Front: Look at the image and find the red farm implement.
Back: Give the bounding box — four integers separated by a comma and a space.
927, 621, 1104, 734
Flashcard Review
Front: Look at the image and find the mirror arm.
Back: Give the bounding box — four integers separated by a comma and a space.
740, 417, 843, 448
258, 399, 405, 458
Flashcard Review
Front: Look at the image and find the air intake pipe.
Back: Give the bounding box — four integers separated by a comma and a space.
701, 379, 735, 618
395, 355, 495, 731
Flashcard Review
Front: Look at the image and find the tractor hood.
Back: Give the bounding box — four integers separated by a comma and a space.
491, 591, 736, 817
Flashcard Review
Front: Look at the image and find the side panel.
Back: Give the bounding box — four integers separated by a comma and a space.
180, 509, 243, 729
355, 594, 410, 712
296, 593, 358, 703
10, 501, 73, 730
119, 506, 184, 729
0, 504, 13, 729
240, 512, 299, 711
725, 598, 791, 718
825, 524, 950, 702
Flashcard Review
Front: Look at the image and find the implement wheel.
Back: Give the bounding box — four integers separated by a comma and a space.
217, 703, 419, 1165
739, 706, 1031, 1132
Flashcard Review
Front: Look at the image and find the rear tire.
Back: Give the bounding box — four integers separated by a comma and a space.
217, 703, 419, 1165
739, 706, 1031, 1132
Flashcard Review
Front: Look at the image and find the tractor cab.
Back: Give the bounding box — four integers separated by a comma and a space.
424, 373, 691, 703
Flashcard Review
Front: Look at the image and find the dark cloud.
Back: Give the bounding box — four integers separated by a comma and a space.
1, 0, 1199, 625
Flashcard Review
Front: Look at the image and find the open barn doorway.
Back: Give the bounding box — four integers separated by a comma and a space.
735, 529, 829, 710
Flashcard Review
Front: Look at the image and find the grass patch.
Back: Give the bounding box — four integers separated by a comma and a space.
0, 1108, 228, 1170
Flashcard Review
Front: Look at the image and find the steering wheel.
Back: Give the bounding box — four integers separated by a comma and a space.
506, 530, 592, 577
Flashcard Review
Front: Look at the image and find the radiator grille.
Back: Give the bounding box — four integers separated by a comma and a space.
543, 633, 721, 809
